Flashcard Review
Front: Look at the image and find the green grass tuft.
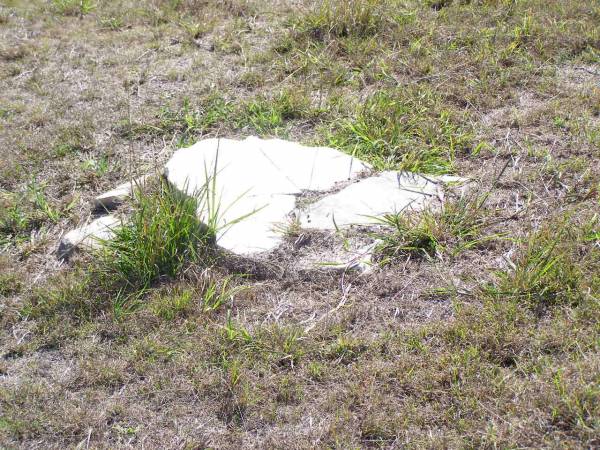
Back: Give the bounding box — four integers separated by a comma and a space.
294, 0, 389, 40
327, 88, 473, 173
375, 190, 493, 261
485, 223, 588, 309
149, 286, 195, 321
236, 89, 315, 135
99, 180, 215, 292
0, 272, 22, 297
51, 0, 95, 16
0, 180, 70, 245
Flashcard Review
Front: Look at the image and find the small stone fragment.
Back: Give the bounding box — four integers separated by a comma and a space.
314, 240, 378, 274
93, 175, 151, 210
58, 215, 120, 259
346, 241, 379, 274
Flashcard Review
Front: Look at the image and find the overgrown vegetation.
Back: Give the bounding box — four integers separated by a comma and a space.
121, 89, 319, 145
0, 180, 69, 245
294, 0, 388, 39
23, 179, 224, 325
51, 0, 95, 16
327, 88, 473, 172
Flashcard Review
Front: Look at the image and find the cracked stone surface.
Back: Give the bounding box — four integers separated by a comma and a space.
165, 137, 465, 259
164, 136, 371, 254
60, 137, 465, 269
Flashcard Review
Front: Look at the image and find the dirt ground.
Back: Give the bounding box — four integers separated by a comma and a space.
1, 0, 599, 448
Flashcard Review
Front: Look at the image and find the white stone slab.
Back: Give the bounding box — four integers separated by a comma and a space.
164, 137, 370, 255
216, 194, 297, 254
58, 215, 119, 259
58, 137, 467, 267
298, 171, 462, 230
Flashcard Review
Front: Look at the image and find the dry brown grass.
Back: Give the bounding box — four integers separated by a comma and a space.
1, 0, 599, 448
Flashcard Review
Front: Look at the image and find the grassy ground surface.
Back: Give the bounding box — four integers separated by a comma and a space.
1, 0, 599, 448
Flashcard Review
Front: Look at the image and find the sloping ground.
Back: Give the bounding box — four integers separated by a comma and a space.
1, 0, 599, 448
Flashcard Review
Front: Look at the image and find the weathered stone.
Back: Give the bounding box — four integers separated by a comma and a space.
62, 137, 466, 269
93, 174, 151, 210
164, 136, 370, 255
58, 215, 119, 259
165, 136, 370, 196
298, 171, 464, 230
218, 194, 297, 254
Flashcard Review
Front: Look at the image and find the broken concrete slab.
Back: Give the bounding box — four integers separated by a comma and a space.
60, 137, 466, 269
298, 171, 464, 230
57, 215, 119, 259
93, 174, 151, 210
164, 136, 370, 255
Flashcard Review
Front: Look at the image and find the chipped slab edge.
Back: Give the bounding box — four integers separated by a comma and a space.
57, 215, 120, 260
93, 174, 153, 210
